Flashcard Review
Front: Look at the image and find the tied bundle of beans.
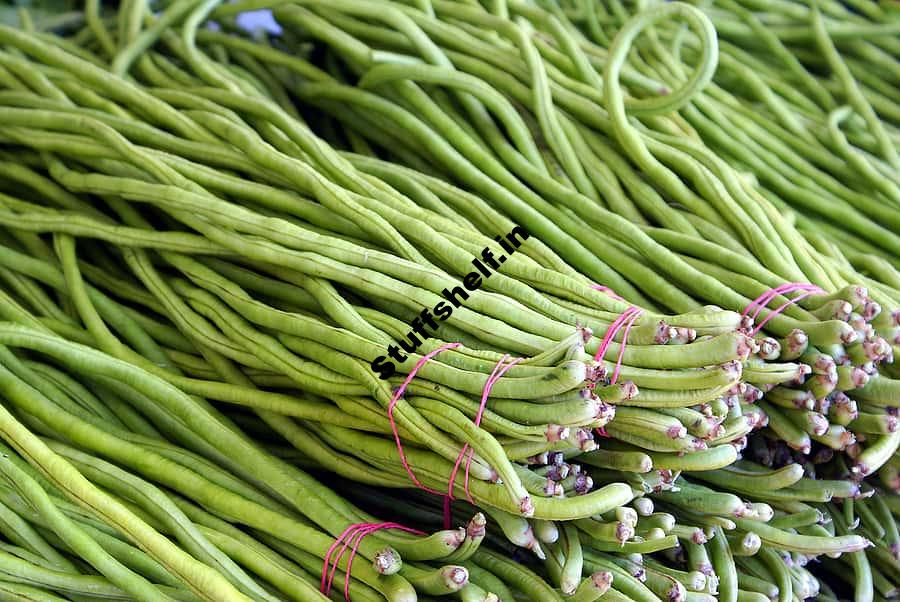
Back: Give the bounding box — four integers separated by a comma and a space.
0, 2, 779, 528
0, 7, 749, 602
578, 0, 900, 491
332, 471, 881, 602
249, 0, 896, 496
0, 329, 489, 601
0, 0, 894, 600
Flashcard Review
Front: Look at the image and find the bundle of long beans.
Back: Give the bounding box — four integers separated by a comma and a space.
0, 0, 895, 600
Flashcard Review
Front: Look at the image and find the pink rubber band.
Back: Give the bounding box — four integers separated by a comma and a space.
323, 525, 370, 598
742, 283, 809, 318
322, 524, 367, 596
611, 308, 643, 385
594, 306, 642, 374
748, 285, 811, 322
461, 449, 478, 505
464, 356, 522, 504
591, 284, 624, 301
742, 283, 824, 336
388, 343, 461, 495
592, 303, 642, 437
445, 450, 468, 507
442, 495, 454, 530
322, 522, 425, 600
743, 283, 823, 321
593, 307, 635, 363
444, 355, 522, 527
742, 283, 796, 318
751, 291, 819, 336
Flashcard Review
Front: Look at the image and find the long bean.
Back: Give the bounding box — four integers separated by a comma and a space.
0, 3, 897, 599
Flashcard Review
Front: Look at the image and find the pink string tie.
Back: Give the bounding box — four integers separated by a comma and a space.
591, 287, 642, 437
388, 344, 522, 529
743, 283, 825, 336
610, 308, 643, 385
444, 355, 522, 528
593, 305, 643, 383
388, 343, 462, 496
322, 522, 425, 600
591, 284, 625, 301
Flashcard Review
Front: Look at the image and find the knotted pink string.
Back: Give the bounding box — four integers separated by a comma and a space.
444, 355, 522, 527
743, 283, 824, 336
591, 284, 624, 301
322, 522, 425, 600
388, 342, 461, 495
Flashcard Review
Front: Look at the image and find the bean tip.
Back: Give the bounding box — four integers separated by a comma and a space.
373, 547, 402, 575
592, 570, 614, 591
654, 320, 670, 344
841, 328, 859, 345
519, 496, 535, 517
446, 566, 468, 587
